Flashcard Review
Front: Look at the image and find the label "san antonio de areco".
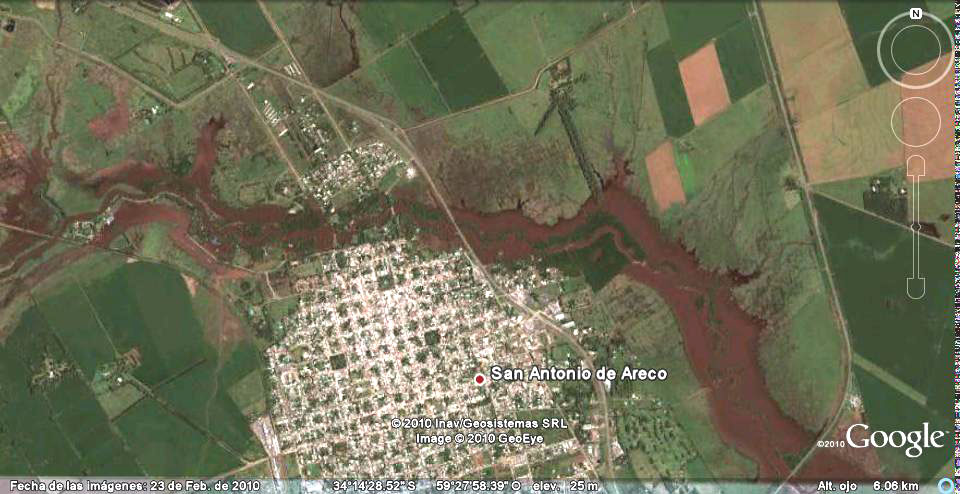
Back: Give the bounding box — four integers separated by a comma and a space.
489, 364, 668, 382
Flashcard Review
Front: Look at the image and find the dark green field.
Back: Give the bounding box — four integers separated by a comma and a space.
838, 0, 951, 86
714, 20, 766, 102
157, 341, 264, 455
646, 41, 694, 138
0, 309, 143, 475
661, 1, 748, 58
411, 11, 508, 111
191, 1, 278, 57
813, 194, 951, 392
329, 42, 448, 126
0, 262, 262, 475
853, 365, 951, 480
353, 1, 452, 50
85, 263, 208, 386
38, 283, 115, 381
378, 43, 451, 116
114, 399, 239, 476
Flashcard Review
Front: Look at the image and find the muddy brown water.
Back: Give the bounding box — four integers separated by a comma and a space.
428, 183, 866, 480
0, 115, 869, 479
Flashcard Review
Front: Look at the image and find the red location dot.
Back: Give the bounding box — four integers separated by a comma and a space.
474, 373, 485, 385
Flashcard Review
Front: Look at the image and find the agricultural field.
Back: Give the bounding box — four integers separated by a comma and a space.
838, 0, 952, 86
661, 1, 748, 59
0, 260, 264, 475
329, 41, 449, 128
410, 11, 508, 111
351, 1, 452, 52
796, 82, 903, 183
813, 194, 952, 480
190, 1, 277, 57
764, 1, 869, 123
646, 40, 694, 138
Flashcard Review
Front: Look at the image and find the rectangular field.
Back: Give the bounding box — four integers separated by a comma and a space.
714, 19, 766, 102
353, 1, 452, 51
661, 1, 748, 58
191, 1, 277, 57
411, 11, 508, 111
646, 41, 694, 138
329, 42, 449, 127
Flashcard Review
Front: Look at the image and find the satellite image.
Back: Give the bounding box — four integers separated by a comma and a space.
0, 0, 954, 492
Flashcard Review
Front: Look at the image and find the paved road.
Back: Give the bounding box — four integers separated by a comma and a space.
750, 2, 855, 490
11, 2, 628, 478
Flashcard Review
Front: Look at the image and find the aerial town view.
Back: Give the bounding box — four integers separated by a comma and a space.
0, 0, 954, 493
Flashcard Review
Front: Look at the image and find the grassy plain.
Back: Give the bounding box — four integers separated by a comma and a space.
408, 88, 587, 225
568, 6, 670, 180
669, 86, 774, 199
76, 4, 226, 102
263, 2, 379, 87
759, 295, 843, 432
465, 1, 632, 92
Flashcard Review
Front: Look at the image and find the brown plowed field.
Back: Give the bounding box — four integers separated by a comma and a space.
899, 54, 952, 181
765, 1, 869, 124
679, 41, 731, 126
644, 140, 685, 211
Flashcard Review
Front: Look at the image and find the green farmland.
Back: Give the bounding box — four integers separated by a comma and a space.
411, 11, 508, 111
661, 1, 748, 58
352, 1, 452, 51
330, 42, 449, 127
814, 194, 952, 479
190, 1, 278, 57
714, 19, 766, 102
838, 0, 952, 86
0, 262, 263, 475
646, 41, 694, 138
